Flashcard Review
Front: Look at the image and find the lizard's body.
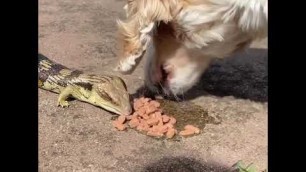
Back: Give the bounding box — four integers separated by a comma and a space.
38, 54, 132, 115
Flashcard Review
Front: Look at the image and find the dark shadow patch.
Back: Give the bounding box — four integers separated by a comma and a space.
141, 156, 230, 172
187, 48, 268, 102
132, 86, 155, 99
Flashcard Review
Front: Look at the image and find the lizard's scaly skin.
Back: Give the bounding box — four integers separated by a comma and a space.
38, 54, 132, 115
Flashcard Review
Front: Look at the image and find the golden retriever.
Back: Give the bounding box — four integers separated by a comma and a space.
115, 0, 267, 96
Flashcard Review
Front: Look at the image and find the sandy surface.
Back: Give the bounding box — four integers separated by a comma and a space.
39, 0, 268, 171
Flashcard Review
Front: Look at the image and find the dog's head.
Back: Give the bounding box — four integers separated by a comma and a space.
141, 0, 267, 97
116, 0, 267, 97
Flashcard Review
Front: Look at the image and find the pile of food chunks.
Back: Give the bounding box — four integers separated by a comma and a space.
112, 97, 200, 138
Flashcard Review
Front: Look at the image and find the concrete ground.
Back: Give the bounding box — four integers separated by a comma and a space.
39, 0, 268, 171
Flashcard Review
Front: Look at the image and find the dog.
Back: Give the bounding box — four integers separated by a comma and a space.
115, 0, 268, 96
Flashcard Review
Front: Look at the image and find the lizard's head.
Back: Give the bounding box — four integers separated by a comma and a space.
90, 76, 132, 116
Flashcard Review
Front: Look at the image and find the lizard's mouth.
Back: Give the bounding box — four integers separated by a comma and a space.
97, 105, 122, 115
98, 103, 132, 116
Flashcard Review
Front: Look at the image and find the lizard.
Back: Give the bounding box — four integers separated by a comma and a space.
38, 54, 132, 116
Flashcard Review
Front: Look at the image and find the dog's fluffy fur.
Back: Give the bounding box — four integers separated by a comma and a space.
116, 0, 267, 96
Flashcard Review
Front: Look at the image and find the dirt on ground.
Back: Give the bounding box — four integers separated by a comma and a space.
39, 0, 268, 171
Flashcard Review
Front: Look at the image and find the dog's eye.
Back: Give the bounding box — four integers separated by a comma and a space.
134, 51, 142, 57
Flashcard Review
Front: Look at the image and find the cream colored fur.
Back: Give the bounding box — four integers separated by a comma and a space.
116, 0, 268, 95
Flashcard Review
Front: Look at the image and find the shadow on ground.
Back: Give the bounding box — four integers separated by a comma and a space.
141, 156, 230, 172
188, 48, 268, 102
135, 48, 267, 102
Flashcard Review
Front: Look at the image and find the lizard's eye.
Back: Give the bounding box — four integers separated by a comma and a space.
97, 90, 117, 105
117, 78, 127, 90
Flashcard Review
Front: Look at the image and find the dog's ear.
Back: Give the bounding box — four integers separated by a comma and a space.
115, 21, 154, 74
115, 0, 175, 74
115, 34, 152, 74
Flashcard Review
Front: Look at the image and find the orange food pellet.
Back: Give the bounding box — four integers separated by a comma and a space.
159, 125, 169, 133
184, 125, 200, 134
129, 118, 139, 128
140, 113, 149, 119
137, 123, 150, 132
146, 118, 159, 126
169, 117, 177, 125
138, 97, 145, 103
150, 125, 160, 132
112, 121, 119, 126
154, 111, 162, 118
157, 117, 163, 127
164, 123, 174, 129
143, 98, 151, 103
117, 124, 127, 131
166, 128, 176, 139
117, 116, 126, 124
146, 106, 157, 114
137, 107, 146, 116
179, 129, 195, 136
150, 101, 160, 108
133, 101, 143, 110
149, 111, 159, 119
143, 101, 149, 106
162, 115, 170, 123
149, 113, 156, 118
112, 121, 126, 131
